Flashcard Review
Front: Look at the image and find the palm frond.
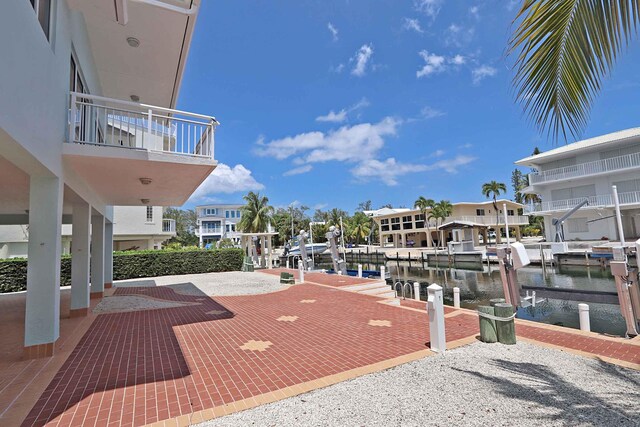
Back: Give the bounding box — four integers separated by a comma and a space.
509, 0, 640, 142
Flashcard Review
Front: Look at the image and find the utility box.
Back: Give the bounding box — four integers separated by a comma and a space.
510, 242, 530, 269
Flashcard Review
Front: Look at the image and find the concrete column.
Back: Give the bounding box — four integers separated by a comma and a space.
24, 176, 63, 358
472, 228, 480, 246
496, 227, 502, 244
260, 235, 266, 267
199, 223, 203, 247
515, 226, 522, 242
268, 235, 273, 269
90, 214, 105, 298
61, 239, 71, 256
482, 228, 488, 245
104, 221, 114, 288
401, 233, 407, 248
70, 201, 91, 318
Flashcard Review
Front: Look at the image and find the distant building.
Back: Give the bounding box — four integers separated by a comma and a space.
516, 128, 640, 241
367, 200, 528, 248
0, 207, 176, 258
195, 204, 244, 246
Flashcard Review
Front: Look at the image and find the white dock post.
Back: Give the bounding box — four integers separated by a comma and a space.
427, 284, 446, 353
532, 291, 537, 308
299, 263, 304, 283
358, 264, 363, 278
413, 282, 420, 301
380, 265, 386, 280
286, 259, 290, 269
453, 287, 460, 308
578, 303, 591, 332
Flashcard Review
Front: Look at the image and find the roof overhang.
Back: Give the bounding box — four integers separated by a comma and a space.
438, 220, 488, 231
67, 0, 199, 108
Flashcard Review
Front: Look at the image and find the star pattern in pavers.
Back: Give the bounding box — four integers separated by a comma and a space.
368, 319, 392, 327
239, 340, 273, 352
276, 316, 299, 322
206, 309, 226, 315
300, 299, 316, 303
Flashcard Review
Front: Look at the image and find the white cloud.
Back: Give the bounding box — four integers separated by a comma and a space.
313, 203, 328, 210
414, 0, 443, 19
459, 143, 473, 149
431, 149, 445, 157
255, 117, 400, 163
316, 98, 370, 123
445, 24, 475, 47
352, 158, 429, 186
403, 18, 423, 33
416, 50, 446, 78
316, 109, 348, 123
451, 54, 466, 65
472, 65, 497, 84
190, 164, 264, 202
351, 44, 374, 77
283, 165, 313, 176
327, 22, 339, 41
506, 0, 519, 11
425, 155, 475, 173
469, 6, 480, 19
330, 63, 345, 73
421, 106, 445, 119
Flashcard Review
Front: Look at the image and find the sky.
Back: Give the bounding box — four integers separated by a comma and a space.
178, 0, 640, 213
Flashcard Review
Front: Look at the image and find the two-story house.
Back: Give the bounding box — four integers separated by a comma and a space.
367, 200, 528, 248
0, 206, 176, 258
516, 128, 640, 242
196, 204, 243, 246
0, 0, 217, 358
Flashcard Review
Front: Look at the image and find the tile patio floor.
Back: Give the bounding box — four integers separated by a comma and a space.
1, 269, 638, 427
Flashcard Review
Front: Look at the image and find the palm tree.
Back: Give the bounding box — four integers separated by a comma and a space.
433, 200, 453, 248
414, 196, 436, 247
349, 213, 371, 245
509, 1, 640, 141
238, 191, 273, 233
482, 181, 507, 227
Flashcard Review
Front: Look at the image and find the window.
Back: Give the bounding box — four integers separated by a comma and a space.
402, 215, 413, 230
391, 217, 400, 231
231, 210, 236, 218
507, 209, 515, 216
204, 208, 218, 216
476, 209, 485, 216
225, 210, 230, 218
27, 0, 52, 40
551, 184, 596, 201
414, 214, 425, 229
236, 210, 241, 217
225, 224, 230, 232
567, 217, 588, 233
381, 218, 389, 232
146, 206, 153, 222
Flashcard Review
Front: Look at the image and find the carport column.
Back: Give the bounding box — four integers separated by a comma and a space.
495, 227, 502, 244
24, 176, 63, 358
515, 226, 522, 242
70, 201, 91, 317
90, 214, 105, 299
268, 235, 273, 269
260, 235, 266, 267
401, 233, 407, 248
104, 221, 114, 288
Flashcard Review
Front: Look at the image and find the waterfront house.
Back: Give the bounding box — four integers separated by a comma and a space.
195, 204, 244, 246
516, 128, 640, 242
0, 0, 216, 358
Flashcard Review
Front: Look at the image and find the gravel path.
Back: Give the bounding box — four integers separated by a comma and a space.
199, 342, 640, 427
115, 271, 286, 296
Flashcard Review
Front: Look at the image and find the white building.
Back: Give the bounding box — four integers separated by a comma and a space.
0, 0, 217, 358
367, 200, 528, 248
0, 206, 176, 258
516, 128, 640, 242
196, 204, 243, 246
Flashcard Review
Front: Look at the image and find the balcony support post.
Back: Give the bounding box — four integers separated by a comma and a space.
91, 214, 105, 298
70, 200, 91, 317
104, 221, 114, 289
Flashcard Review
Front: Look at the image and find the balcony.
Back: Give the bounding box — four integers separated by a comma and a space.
62, 92, 218, 206
529, 152, 640, 185
524, 191, 640, 213
380, 215, 529, 232
162, 219, 176, 234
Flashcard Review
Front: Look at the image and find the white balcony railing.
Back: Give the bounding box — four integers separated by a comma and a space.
68, 92, 218, 158
162, 219, 176, 233
524, 191, 640, 213
529, 151, 640, 184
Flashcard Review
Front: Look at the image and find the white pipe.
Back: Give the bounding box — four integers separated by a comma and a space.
612, 185, 625, 244
503, 203, 510, 247
453, 287, 460, 308
413, 282, 420, 301
131, 0, 198, 15
578, 303, 591, 332
299, 263, 304, 283
358, 264, 363, 278
380, 265, 386, 280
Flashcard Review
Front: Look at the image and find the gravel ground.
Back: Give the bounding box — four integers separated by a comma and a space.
115, 271, 286, 296
198, 342, 640, 427
92, 295, 191, 314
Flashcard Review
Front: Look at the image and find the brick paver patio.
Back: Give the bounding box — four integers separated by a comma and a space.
0, 269, 638, 427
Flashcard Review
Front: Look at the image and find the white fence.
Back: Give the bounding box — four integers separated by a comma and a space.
68, 92, 218, 158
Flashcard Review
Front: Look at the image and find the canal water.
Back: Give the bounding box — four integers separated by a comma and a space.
319, 259, 627, 336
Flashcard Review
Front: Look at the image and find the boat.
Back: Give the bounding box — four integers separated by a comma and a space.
288, 243, 328, 256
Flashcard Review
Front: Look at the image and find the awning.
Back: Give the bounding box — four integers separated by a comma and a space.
437, 220, 488, 231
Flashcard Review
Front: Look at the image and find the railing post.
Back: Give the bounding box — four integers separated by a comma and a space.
69, 92, 77, 143
146, 109, 153, 150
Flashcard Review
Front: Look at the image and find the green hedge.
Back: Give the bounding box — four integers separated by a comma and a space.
0, 248, 243, 293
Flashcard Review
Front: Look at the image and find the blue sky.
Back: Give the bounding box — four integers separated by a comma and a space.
179, 0, 640, 212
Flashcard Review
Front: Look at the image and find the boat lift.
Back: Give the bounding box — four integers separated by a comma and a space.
297, 230, 311, 271
326, 225, 347, 275
552, 198, 589, 243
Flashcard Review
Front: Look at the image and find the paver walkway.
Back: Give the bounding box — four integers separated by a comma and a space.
3, 269, 639, 427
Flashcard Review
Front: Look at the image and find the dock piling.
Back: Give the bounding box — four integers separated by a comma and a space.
453, 287, 460, 308
578, 303, 591, 332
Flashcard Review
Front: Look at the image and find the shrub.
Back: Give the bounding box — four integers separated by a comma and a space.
0, 248, 243, 293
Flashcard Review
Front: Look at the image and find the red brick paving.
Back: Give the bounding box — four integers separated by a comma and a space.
15, 270, 640, 427
20, 283, 479, 427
